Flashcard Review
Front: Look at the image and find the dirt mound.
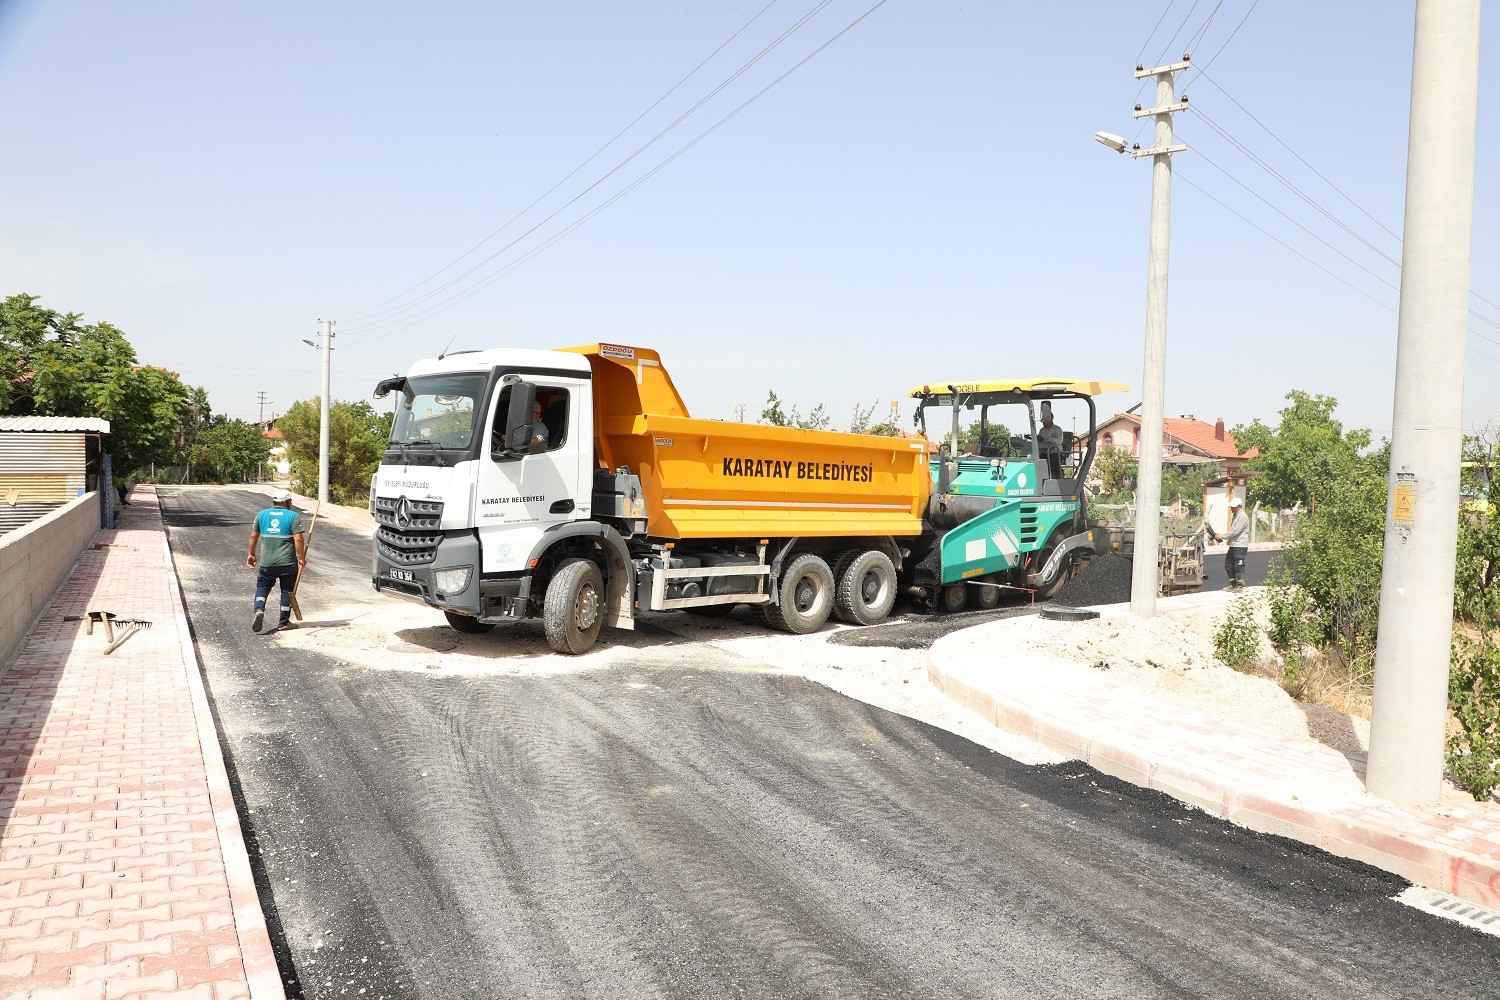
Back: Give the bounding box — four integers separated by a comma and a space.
1051, 554, 1134, 607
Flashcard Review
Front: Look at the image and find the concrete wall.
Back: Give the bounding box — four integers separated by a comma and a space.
0, 492, 98, 672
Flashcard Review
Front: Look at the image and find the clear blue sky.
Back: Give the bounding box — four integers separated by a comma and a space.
0, 1, 1494, 441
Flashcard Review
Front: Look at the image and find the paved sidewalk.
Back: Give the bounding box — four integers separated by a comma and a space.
0, 487, 284, 1000
929, 591, 1500, 919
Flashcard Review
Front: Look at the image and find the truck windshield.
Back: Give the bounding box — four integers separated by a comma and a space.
389, 373, 487, 449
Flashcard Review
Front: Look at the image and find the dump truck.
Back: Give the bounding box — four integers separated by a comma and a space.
905, 379, 1130, 609
369, 344, 933, 653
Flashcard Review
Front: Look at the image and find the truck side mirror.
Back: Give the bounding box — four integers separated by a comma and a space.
493, 381, 537, 460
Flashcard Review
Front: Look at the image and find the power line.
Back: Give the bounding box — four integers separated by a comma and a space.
339, 0, 893, 347
1190, 108, 1399, 265
1151, 0, 1203, 70
340, 0, 840, 338
1177, 133, 1400, 289
1180, 98, 1500, 333
1190, 68, 1402, 243
1191, 0, 1261, 75
1183, 0, 1229, 56
1135, 0, 1183, 67
1177, 174, 1500, 364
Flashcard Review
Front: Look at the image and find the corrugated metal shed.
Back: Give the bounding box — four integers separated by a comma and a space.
0, 416, 111, 433
0, 433, 87, 504
0, 422, 107, 534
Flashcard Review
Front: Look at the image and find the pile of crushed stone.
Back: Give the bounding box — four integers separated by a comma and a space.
1018, 605, 1364, 751
1051, 554, 1134, 607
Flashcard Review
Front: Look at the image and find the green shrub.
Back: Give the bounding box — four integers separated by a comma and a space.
1448, 631, 1500, 801
1213, 596, 1261, 672
1448, 504, 1500, 801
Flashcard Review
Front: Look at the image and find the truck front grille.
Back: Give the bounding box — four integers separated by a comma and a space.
374, 497, 445, 565
373, 496, 443, 531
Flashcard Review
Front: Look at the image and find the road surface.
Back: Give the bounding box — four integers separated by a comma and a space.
161, 488, 1499, 999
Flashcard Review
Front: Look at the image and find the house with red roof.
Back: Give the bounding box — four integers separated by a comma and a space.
1089, 411, 1260, 475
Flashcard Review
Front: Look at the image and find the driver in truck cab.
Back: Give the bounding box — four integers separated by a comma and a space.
529, 395, 550, 452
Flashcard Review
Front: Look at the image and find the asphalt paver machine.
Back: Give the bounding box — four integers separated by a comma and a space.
905, 378, 1128, 611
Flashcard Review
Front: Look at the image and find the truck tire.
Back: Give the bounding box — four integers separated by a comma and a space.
968, 577, 1001, 610
444, 610, 495, 634
765, 554, 834, 635
544, 558, 605, 654
834, 550, 897, 626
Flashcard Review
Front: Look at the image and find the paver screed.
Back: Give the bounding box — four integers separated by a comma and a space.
0, 487, 283, 1000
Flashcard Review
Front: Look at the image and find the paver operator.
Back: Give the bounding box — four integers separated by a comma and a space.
247, 489, 307, 633
1038, 403, 1065, 479
1212, 496, 1250, 589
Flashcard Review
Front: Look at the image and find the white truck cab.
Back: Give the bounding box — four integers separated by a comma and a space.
370, 348, 612, 631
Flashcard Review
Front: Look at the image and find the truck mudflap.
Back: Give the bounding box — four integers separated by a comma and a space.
1027, 528, 1101, 589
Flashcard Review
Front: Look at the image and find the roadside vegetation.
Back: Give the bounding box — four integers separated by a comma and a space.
275, 399, 392, 506
1208, 392, 1500, 801
0, 292, 270, 487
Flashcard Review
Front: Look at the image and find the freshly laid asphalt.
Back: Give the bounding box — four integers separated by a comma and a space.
1, 487, 1498, 1000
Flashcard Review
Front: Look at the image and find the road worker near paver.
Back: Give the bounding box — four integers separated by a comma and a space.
247, 489, 307, 632
1212, 496, 1250, 589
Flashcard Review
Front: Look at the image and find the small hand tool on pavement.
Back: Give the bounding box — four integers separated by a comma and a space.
63, 611, 119, 642
289, 500, 321, 622
103, 618, 152, 655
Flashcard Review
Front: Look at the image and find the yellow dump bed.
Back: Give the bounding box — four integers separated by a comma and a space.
561, 344, 932, 540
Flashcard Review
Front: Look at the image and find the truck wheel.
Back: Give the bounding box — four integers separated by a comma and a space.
939, 583, 967, 614
444, 610, 495, 634
544, 559, 604, 654
968, 578, 1001, 610
765, 554, 834, 634
834, 550, 897, 625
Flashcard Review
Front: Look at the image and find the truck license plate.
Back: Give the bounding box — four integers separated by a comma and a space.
388, 568, 414, 582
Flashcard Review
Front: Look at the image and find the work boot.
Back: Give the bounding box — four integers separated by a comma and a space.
252, 610, 264, 633
278, 620, 297, 630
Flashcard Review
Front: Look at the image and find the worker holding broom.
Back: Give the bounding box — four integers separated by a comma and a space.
247, 489, 307, 633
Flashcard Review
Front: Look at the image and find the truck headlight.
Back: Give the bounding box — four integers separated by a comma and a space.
434, 566, 473, 594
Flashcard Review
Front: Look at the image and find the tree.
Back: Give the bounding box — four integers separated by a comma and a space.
1449, 426, 1500, 799
1093, 447, 1137, 498
0, 293, 194, 476
1276, 443, 1389, 676
1232, 391, 1373, 511
759, 391, 831, 430
187, 418, 273, 484
277, 398, 386, 505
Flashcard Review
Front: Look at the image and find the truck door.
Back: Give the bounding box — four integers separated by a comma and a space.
473, 376, 590, 574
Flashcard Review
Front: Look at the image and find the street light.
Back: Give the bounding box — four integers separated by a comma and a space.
1094, 131, 1129, 153
303, 321, 334, 505
1099, 59, 1189, 618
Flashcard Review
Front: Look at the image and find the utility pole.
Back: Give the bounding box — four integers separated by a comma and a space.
302, 321, 335, 505
257, 391, 272, 428
1097, 58, 1189, 617
1366, 0, 1481, 808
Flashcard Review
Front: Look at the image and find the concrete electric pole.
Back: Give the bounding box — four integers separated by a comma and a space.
257, 391, 272, 427
1098, 59, 1189, 617
1366, 0, 1481, 808
302, 320, 335, 506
